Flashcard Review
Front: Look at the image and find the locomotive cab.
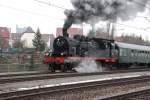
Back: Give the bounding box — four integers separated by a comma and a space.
89, 38, 118, 67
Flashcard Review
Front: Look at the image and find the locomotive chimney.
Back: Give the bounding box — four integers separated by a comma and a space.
63, 14, 74, 37
62, 28, 69, 37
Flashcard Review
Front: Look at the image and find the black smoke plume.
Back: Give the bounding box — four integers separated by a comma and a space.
63, 12, 74, 37
63, 0, 148, 37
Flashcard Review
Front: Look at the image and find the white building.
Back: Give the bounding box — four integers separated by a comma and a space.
21, 33, 35, 48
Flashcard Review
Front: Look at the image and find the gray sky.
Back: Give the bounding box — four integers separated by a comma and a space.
0, 0, 72, 33
0, 0, 150, 40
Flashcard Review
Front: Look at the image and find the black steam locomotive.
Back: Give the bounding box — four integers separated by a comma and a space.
44, 31, 150, 72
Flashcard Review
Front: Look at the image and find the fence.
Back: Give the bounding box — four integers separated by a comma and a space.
0, 52, 48, 72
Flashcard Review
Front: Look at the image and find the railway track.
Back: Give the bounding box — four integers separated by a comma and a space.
0, 75, 150, 100
101, 88, 150, 100
1, 68, 150, 84
0, 71, 51, 78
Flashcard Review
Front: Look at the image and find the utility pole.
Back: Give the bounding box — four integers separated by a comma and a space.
107, 22, 115, 40
91, 23, 96, 37
111, 23, 116, 40
107, 22, 111, 39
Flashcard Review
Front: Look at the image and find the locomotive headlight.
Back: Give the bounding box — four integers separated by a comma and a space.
61, 53, 64, 56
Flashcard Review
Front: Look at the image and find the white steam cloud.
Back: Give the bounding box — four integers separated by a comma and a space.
74, 59, 103, 73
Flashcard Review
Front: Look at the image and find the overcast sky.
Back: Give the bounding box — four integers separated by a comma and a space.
0, 0, 72, 33
0, 0, 150, 40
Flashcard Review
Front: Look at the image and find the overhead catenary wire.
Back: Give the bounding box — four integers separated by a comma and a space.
34, 1, 150, 23
34, 0, 68, 10
113, 0, 150, 33
132, 0, 150, 10
115, 22, 150, 33
144, 17, 150, 22
0, 3, 64, 21
131, 0, 150, 20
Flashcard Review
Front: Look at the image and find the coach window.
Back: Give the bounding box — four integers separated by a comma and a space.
143, 51, 145, 57
143, 51, 144, 57
137, 51, 139, 57
144, 51, 146, 57
134, 50, 136, 56
141, 51, 143, 57
142, 51, 144, 57
146, 51, 147, 57
123, 49, 127, 56
145, 51, 147, 58
120, 49, 123, 56
146, 51, 148, 57
135, 50, 138, 56
122, 49, 125, 56
131, 50, 134, 57
145, 51, 147, 57
140, 51, 142, 57
137, 50, 139, 56
138, 51, 140, 57
125, 49, 128, 56
139, 51, 141, 57
141, 51, 144, 57
133, 50, 136, 57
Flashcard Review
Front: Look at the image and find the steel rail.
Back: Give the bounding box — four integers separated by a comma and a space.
100, 88, 150, 100
0, 75, 150, 100
1, 67, 150, 78
1, 68, 150, 84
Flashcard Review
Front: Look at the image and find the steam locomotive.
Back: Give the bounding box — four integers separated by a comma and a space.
43, 31, 150, 72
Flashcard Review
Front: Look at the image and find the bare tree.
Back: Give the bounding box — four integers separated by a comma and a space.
0, 34, 4, 49
13, 40, 23, 49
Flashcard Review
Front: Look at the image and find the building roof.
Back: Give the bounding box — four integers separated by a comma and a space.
115, 42, 150, 51
56, 27, 83, 38
0, 27, 10, 38
23, 27, 34, 33
0, 27, 10, 48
